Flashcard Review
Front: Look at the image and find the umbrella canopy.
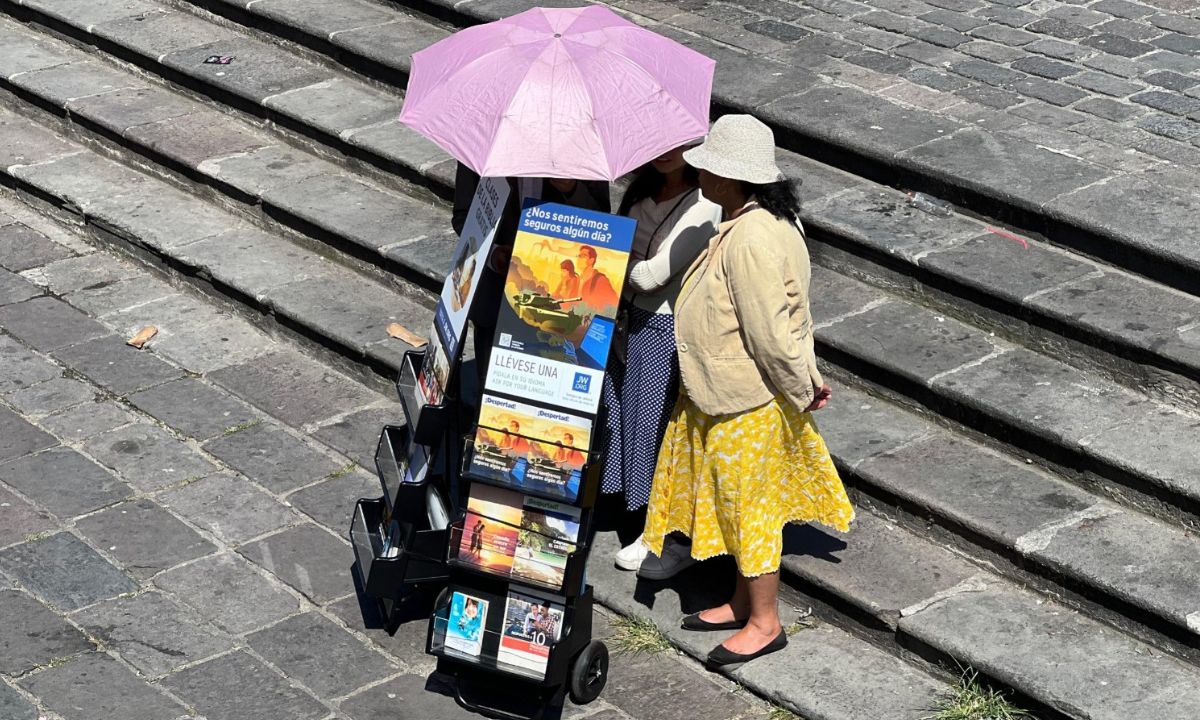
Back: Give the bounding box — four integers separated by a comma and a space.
399, 5, 715, 181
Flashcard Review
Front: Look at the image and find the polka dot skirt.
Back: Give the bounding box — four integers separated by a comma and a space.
600, 307, 679, 510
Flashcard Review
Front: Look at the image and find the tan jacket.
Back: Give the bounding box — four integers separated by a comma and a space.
674, 203, 823, 416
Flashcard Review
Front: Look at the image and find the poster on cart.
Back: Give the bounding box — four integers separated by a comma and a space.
483, 202, 635, 415
417, 176, 510, 405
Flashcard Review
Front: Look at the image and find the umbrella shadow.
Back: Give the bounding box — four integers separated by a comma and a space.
631, 555, 739, 615
782, 523, 848, 563
626, 525, 848, 614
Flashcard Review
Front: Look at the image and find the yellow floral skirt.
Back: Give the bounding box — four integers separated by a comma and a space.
643, 394, 854, 577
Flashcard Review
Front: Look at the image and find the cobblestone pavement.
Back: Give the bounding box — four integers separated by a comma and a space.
618, 0, 1200, 172
0, 194, 771, 720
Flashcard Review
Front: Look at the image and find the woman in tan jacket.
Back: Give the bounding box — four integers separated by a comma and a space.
642, 115, 854, 669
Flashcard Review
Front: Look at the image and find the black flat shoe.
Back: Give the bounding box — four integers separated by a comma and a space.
705, 631, 788, 669
681, 612, 748, 631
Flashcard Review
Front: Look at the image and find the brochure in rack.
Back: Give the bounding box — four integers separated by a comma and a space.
498, 591, 564, 676
445, 590, 489, 657
458, 485, 521, 577
468, 393, 589, 502
417, 176, 510, 405
457, 485, 581, 588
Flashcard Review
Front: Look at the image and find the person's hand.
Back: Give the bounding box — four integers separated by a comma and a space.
487, 245, 512, 273
804, 384, 832, 412
548, 178, 578, 195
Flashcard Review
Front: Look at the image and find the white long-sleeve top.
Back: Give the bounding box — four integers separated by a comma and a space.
625, 190, 722, 315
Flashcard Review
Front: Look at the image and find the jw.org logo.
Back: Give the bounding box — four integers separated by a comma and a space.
572, 373, 591, 393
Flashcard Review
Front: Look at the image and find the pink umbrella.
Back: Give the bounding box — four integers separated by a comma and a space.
398, 5, 715, 181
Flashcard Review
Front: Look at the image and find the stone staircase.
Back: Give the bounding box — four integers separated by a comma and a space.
2, 1, 1200, 719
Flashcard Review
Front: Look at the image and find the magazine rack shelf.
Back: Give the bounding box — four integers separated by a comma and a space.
350, 497, 448, 599
427, 581, 588, 685
349, 352, 459, 618
396, 349, 456, 446
428, 578, 606, 719
375, 424, 436, 515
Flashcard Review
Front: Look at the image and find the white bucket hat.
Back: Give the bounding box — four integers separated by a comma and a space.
683, 114, 784, 185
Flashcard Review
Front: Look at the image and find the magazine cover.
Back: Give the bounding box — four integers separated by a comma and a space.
484, 202, 635, 415
415, 321, 451, 406
445, 591, 490, 657
434, 177, 509, 363
457, 485, 522, 576
512, 496, 582, 588
468, 393, 589, 502
498, 591, 564, 676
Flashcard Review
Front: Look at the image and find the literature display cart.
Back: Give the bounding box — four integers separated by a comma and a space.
428, 201, 634, 718
350, 189, 635, 719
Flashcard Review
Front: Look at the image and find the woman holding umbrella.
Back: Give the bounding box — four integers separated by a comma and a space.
642, 115, 854, 668
603, 143, 721, 576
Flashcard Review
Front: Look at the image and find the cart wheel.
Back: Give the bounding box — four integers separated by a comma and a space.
569, 640, 608, 704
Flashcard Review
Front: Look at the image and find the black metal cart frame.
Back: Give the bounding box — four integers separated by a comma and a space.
348, 348, 609, 719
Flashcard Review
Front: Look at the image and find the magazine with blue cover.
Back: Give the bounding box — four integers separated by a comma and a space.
445, 590, 489, 657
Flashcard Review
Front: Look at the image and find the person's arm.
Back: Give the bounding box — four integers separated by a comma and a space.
627, 203, 716, 293
725, 225, 822, 413
452, 163, 481, 236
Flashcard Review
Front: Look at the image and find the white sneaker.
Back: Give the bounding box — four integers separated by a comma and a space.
636, 537, 696, 580
615, 534, 649, 571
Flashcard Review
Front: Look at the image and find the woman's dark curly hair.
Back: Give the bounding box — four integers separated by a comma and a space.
617, 162, 701, 216
740, 178, 802, 225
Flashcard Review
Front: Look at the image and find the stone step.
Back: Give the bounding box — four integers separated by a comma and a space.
386, 0, 1200, 303
6, 8, 1200, 715
0, 0, 454, 198
897, 580, 1200, 720
0, 105, 430, 389
0, 14, 456, 301
9, 59, 1200, 662
7, 7, 1193, 535
791, 383, 1200, 660
812, 265, 1200, 529
592, 528, 1200, 720
586, 532, 954, 720
12, 0, 1192, 410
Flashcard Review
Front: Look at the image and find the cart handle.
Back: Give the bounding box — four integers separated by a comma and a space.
454, 677, 546, 720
